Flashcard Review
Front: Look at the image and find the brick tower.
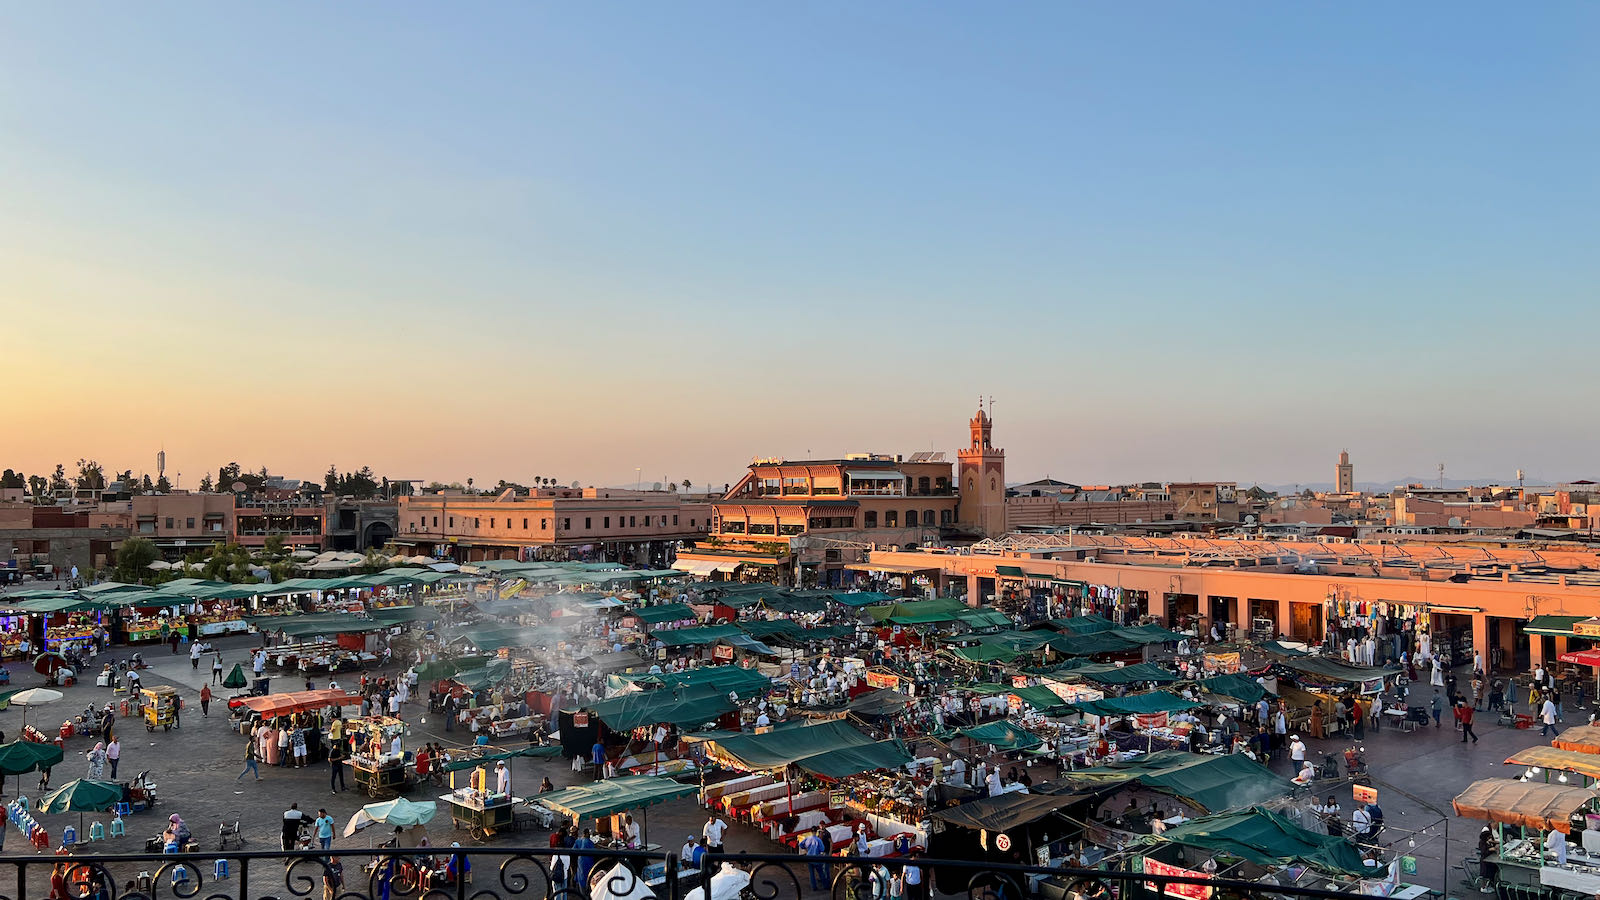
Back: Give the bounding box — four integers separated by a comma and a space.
957, 401, 1007, 538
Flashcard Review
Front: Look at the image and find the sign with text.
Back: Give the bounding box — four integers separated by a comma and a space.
713, 645, 735, 662
1352, 784, 1379, 805
829, 790, 846, 809
1143, 858, 1213, 900
866, 670, 900, 691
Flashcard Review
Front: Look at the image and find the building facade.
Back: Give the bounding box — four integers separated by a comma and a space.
1335, 450, 1355, 494
395, 487, 711, 567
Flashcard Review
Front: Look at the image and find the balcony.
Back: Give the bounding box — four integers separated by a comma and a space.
0, 847, 1357, 900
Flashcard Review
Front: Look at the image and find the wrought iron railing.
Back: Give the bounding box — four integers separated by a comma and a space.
0, 847, 1374, 900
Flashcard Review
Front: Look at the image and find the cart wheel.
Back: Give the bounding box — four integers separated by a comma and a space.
146, 725, 154, 733
471, 826, 490, 842
163, 725, 171, 732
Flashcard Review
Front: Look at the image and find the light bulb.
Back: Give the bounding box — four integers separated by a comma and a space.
1560, 773, 1570, 783
1408, 839, 1415, 848
1532, 767, 1543, 774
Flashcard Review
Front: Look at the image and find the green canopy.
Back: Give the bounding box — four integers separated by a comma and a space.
1054, 631, 1140, 656
38, 779, 123, 814
583, 687, 737, 732
832, 591, 898, 607
369, 606, 439, 626
952, 644, 1021, 663
738, 619, 809, 643
1197, 673, 1272, 703
958, 720, 1043, 752
702, 720, 878, 770
536, 775, 698, 822
222, 664, 249, 689
1137, 806, 1368, 876
1114, 623, 1187, 645
1069, 751, 1291, 813
794, 739, 913, 780
450, 659, 512, 690
1281, 657, 1399, 685
1525, 615, 1586, 637
417, 657, 488, 681
1075, 662, 1178, 686
1070, 692, 1198, 718
1259, 640, 1309, 658
1010, 685, 1072, 714
451, 624, 541, 652
0, 740, 64, 775
437, 745, 565, 773
866, 597, 967, 624
629, 603, 696, 625
0, 689, 20, 712
612, 665, 770, 699
1048, 614, 1116, 635
648, 624, 745, 648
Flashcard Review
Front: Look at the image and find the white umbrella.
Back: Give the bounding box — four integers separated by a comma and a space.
592, 863, 658, 900
343, 798, 438, 837
11, 687, 63, 730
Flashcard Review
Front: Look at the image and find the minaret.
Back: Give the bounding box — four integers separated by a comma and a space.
1336, 450, 1354, 494
957, 400, 1007, 537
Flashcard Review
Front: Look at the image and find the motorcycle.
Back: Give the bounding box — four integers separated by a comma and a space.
1344, 747, 1371, 782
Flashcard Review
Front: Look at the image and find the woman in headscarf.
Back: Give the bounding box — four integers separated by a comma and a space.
163, 814, 191, 849
85, 742, 107, 780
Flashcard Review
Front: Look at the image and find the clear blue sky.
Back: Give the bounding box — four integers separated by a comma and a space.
3, 4, 1596, 489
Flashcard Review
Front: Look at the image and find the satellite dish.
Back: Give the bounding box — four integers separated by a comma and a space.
1245, 515, 1257, 526
1448, 516, 1463, 527
231, 481, 247, 492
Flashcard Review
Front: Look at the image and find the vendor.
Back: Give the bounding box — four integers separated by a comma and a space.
1546, 827, 1568, 866
494, 760, 510, 797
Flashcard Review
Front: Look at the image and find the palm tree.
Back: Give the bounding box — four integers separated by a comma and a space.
682, 479, 692, 492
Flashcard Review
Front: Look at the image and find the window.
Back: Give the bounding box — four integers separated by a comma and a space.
885, 511, 898, 527
432, 516, 438, 527
165, 517, 174, 528
604, 517, 610, 528
585, 518, 592, 529
644, 516, 651, 526
673, 515, 679, 526
563, 518, 571, 530
864, 511, 878, 528
917, 476, 930, 494
722, 521, 746, 533
905, 510, 917, 527
449, 517, 455, 527
940, 509, 952, 525
137, 518, 156, 534
490, 518, 495, 529
778, 523, 804, 536
186, 518, 195, 529
541, 518, 548, 529
629, 516, 636, 527
690, 519, 696, 527
923, 510, 935, 526
748, 523, 776, 536
523, 518, 529, 529
936, 476, 949, 493
474, 518, 480, 528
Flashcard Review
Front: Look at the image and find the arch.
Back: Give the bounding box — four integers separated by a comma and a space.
923, 509, 936, 526
885, 511, 899, 528
361, 521, 394, 549
864, 511, 878, 528
917, 476, 931, 495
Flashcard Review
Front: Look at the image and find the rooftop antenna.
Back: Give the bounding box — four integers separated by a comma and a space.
1438, 463, 1446, 490
1517, 469, 1525, 489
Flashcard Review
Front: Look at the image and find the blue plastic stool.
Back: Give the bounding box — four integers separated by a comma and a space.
109, 816, 125, 837
88, 822, 104, 842
16, 796, 29, 811
113, 802, 132, 817
213, 860, 229, 880
61, 826, 76, 846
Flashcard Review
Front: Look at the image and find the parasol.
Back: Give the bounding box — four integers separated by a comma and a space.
11, 687, 63, 730
38, 778, 123, 832
32, 653, 69, 676
342, 798, 438, 837
222, 664, 249, 689
0, 740, 65, 798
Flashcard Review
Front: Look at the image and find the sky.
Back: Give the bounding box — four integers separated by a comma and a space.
3, 4, 1597, 491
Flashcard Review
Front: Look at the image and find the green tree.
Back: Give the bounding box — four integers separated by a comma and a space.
28, 475, 48, 503
74, 459, 106, 492
155, 475, 171, 493
197, 474, 215, 493
113, 537, 160, 583
682, 479, 692, 492
324, 465, 340, 494
217, 462, 242, 490
49, 464, 70, 494
141, 474, 154, 493
0, 469, 25, 489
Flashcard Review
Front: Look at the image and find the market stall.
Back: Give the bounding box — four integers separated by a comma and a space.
533, 774, 698, 849
348, 716, 412, 798
1454, 778, 1600, 894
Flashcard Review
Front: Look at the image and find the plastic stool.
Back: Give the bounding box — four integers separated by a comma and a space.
171, 865, 190, 887
88, 822, 104, 842
109, 816, 125, 837
61, 826, 76, 846
213, 860, 229, 880
16, 796, 29, 811
114, 802, 132, 817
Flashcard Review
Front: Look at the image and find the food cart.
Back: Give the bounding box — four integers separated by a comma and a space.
1454, 778, 1600, 896
349, 716, 412, 799
442, 779, 515, 842
142, 685, 181, 732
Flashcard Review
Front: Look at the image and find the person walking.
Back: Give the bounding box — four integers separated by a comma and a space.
212, 653, 224, 685
237, 739, 262, 782
281, 803, 307, 852
314, 809, 335, 850
799, 827, 829, 890
85, 742, 107, 780
329, 738, 347, 793
190, 642, 202, 670
200, 685, 212, 718
1431, 691, 1443, 728
1456, 701, 1479, 744
106, 737, 121, 780
703, 814, 727, 855
1542, 696, 1561, 736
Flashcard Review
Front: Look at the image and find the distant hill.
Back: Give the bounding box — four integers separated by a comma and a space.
1251, 476, 1538, 494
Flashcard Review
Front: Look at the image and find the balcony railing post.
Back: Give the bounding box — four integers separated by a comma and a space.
664, 852, 679, 900
238, 855, 248, 900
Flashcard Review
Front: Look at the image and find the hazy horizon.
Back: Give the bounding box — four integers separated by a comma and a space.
5, 4, 1596, 488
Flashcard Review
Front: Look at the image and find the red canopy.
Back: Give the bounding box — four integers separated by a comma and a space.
1558, 649, 1600, 667
238, 689, 362, 717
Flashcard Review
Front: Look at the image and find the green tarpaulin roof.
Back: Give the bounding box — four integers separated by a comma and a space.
832, 591, 898, 607
450, 658, 512, 690
629, 603, 696, 625
537, 775, 699, 821
866, 597, 967, 623
1138, 806, 1368, 876
1074, 662, 1178, 686
1115, 623, 1187, 645
1071, 692, 1198, 718
1048, 614, 1117, 635
649, 624, 745, 647
1054, 631, 1140, 656
583, 686, 737, 731
995, 566, 1027, 577
1011, 685, 1072, 714
450, 624, 542, 652
1069, 751, 1291, 813
955, 609, 1013, 628
932, 791, 1091, 832
437, 745, 564, 773
794, 738, 913, 779
1526, 615, 1586, 636
737, 619, 809, 642
1198, 673, 1272, 703
612, 665, 771, 698
958, 720, 1043, 752
369, 606, 440, 625
952, 644, 1021, 663
1260, 640, 1309, 657
1281, 657, 1399, 684
703, 720, 878, 770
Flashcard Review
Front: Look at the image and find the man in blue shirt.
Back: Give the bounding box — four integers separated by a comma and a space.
689, 838, 707, 867
903, 850, 924, 900
798, 827, 829, 890
572, 828, 597, 888
591, 740, 606, 781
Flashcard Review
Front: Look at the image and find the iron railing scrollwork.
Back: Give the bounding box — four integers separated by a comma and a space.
0, 846, 1388, 900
